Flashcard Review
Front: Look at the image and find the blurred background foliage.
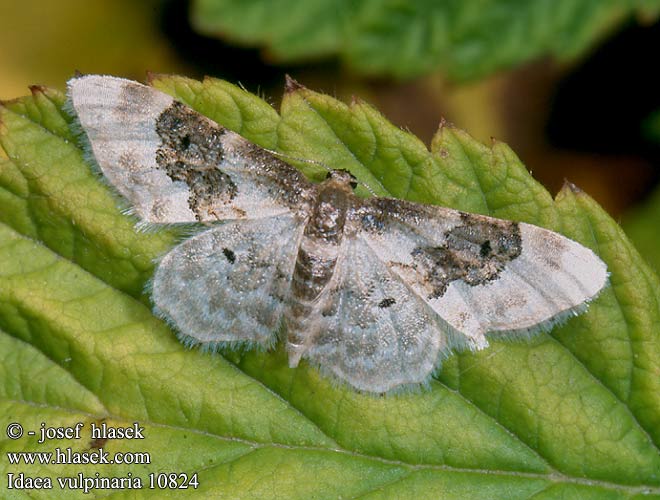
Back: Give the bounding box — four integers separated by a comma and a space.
1, 0, 659, 271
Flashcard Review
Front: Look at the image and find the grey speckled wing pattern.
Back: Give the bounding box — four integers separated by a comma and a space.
67, 75, 609, 393
152, 215, 304, 347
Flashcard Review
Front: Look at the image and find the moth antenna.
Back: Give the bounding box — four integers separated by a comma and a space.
361, 181, 378, 197
262, 147, 332, 173
263, 147, 378, 196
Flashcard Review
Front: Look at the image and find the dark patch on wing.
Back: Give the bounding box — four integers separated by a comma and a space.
357, 198, 429, 233
226, 135, 316, 209
360, 213, 385, 232
480, 240, 492, 258
222, 247, 236, 264
155, 101, 236, 220
412, 213, 522, 299
378, 297, 396, 308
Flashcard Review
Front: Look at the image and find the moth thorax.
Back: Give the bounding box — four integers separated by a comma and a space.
304, 182, 350, 243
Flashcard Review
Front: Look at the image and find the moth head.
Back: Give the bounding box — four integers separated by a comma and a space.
325, 169, 358, 190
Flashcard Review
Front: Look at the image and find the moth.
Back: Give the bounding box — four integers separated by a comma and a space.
67, 75, 608, 393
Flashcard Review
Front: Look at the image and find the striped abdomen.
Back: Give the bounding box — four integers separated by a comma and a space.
286, 175, 352, 365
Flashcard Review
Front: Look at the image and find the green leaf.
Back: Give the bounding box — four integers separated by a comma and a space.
624, 186, 660, 275
1, 76, 660, 498
191, 0, 660, 80
625, 106, 660, 289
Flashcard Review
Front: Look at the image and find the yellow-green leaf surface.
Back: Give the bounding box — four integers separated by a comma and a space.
1, 75, 660, 498
625, 179, 660, 276
191, 0, 660, 80
626, 108, 660, 283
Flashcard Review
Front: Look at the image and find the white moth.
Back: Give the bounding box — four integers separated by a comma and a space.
67, 75, 608, 393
